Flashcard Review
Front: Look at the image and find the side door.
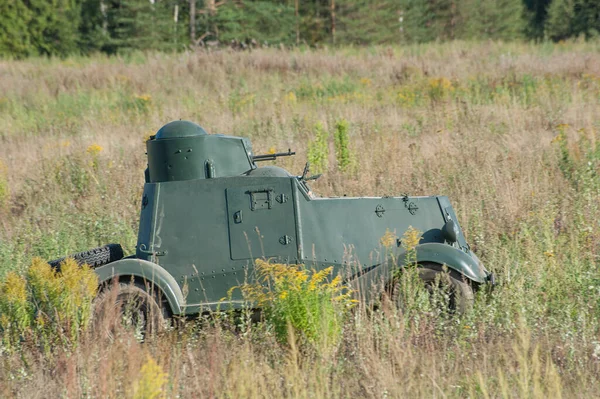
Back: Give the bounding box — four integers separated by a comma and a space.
226, 179, 297, 262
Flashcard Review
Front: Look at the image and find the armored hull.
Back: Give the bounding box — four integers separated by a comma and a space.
53, 121, 493, 318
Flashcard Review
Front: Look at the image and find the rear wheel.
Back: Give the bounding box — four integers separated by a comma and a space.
93, 282, 166, 340
392, 262, 474, 314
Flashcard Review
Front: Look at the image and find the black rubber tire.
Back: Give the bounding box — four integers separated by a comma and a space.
93, 282, 166, 340
48, 243, 124, 270
392, 262, 474, 314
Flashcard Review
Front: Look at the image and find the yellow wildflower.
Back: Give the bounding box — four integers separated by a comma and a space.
429, 77, 454, 91
86, 143, 103, 156
401, 226, 422, 252
285, 92, 297, 104
309, 267, 333, 290
133, 355, 168, 399
135, 94, 152, 103
1, 272, 28, 304
380, 229, 397, 248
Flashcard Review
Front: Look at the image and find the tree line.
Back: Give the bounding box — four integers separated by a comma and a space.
0, 0, 599, 58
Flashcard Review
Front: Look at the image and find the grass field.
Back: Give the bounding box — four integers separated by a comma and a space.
1, 41, 600, 397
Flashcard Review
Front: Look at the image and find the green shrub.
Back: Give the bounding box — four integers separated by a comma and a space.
333, 119, 356, 173
238, 259, 356, 349
307, 122, 329, 174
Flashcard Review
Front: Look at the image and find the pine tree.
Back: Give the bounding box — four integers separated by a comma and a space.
378, 0, 458, 44
523, 0, 551, 39
0, 0, 33, 58
79, 0, 111, 54
457, 0, 526, 40
212, 1, 296, 45
428, 0, 460, 41
337, 0, 403, 44
26, 0, 83, 56
571, 0, 600, 38
545, 0, 575, 40
107, 0, 185, 52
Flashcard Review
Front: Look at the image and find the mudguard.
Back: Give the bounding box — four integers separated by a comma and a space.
349, 242, 488, 304
94, 258, 185, 315
402, 242, 487, 283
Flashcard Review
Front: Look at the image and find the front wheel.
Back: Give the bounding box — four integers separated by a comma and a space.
392, 262, 474, 314
93, 282, 166, 340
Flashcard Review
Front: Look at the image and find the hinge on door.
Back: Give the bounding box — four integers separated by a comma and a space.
279, 235, 292, 245
276, 193, 288, 203
408, 202, 419, 215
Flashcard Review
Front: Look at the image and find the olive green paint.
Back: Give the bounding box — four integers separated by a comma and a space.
98, 121, 491, 315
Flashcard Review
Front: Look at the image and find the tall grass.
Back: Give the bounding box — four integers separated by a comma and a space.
0, 41, 599, 397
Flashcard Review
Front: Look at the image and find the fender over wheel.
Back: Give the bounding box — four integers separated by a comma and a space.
392, 262, 474, 314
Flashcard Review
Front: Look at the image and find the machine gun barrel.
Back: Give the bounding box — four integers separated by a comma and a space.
252, 149, 296, 162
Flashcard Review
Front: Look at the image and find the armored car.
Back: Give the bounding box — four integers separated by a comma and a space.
50, 121, 494, 329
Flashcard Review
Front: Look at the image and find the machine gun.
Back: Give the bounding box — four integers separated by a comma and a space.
252, 149, 295, 162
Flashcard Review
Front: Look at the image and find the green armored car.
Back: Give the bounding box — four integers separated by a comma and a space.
50, 120, 494, 328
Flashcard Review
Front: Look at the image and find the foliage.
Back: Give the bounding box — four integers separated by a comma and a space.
0, 0, 82, 58
0, 258, 98, 352
212, 1, 296, 44
553, 124, 600, 191
0, 1, 32, 58
238, 259, 355, 348
3, 0, 600, 58
392, 227, 431, 315
545, 0, 577, 41
27, 0, 83, 57
337, 0, 402, 44
544, 0, 600, 41
105, 0, 186, 53
307, 122, 329, 174
457, 0, 527, 40
333, 119, 355, 173
428, 77, 455, 101
132, 355, 168, 399
524, 0, 552, 38
78, 0, 110, 53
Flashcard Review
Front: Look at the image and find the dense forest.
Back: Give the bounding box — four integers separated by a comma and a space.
0, 0, 599, 57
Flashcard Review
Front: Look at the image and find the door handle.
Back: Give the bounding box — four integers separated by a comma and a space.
233, 210, 243, 223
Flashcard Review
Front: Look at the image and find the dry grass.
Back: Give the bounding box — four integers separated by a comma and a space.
1, 41, 600, 397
